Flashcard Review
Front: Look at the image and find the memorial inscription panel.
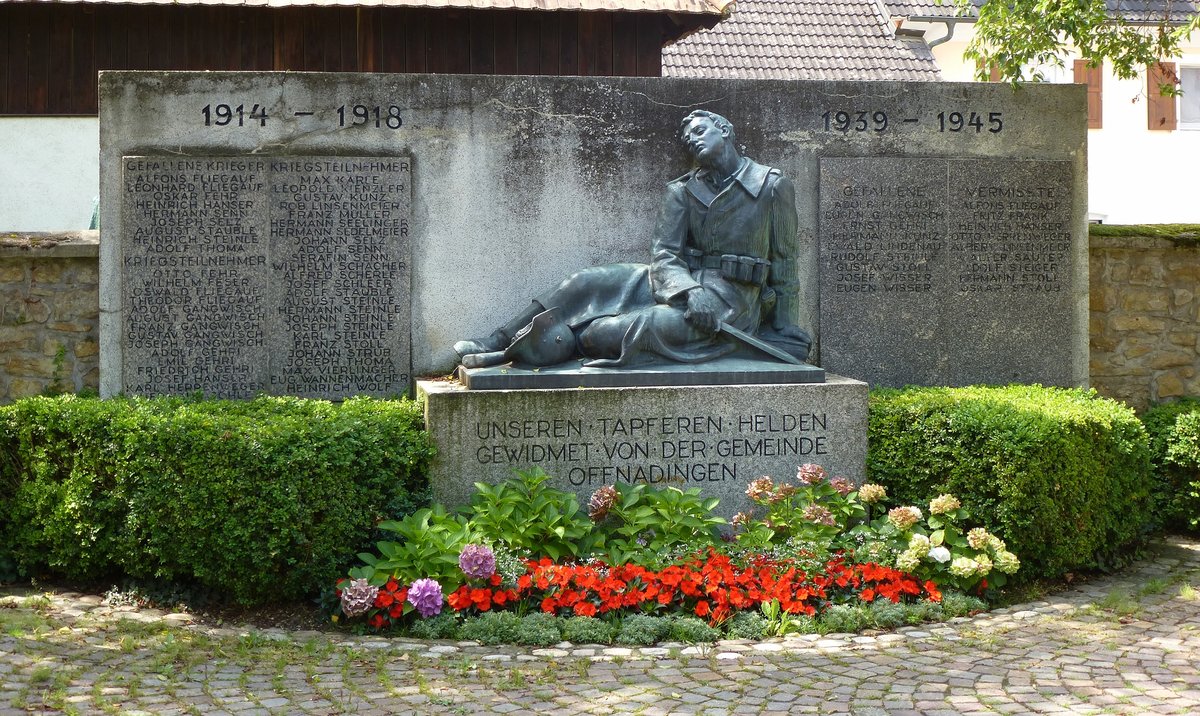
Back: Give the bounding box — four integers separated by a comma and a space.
122, 155, 411, 398
819, 158, 1075, 387
421, 378, 869, 519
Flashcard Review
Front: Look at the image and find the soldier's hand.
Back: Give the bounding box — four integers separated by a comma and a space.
684, 288, 721, 333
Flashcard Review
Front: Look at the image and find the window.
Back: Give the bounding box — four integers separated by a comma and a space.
1148, 62, 1200, 131
1181, 66, 1200, 130
1074, 60, 1103, 128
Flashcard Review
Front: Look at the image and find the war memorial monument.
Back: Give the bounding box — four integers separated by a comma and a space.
99, 71, 1087, 516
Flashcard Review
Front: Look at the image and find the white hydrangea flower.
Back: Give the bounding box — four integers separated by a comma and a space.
929, 546, 951, 563
949, 556, 978, 578
908, 533, 931, 557
995, 551, 1021, 574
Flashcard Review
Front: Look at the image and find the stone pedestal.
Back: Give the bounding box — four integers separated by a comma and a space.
418, 375, 868, 519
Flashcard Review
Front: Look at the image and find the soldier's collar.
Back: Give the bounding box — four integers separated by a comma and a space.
685, 159, 769, 206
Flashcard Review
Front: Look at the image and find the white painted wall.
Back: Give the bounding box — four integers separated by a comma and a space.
0, 117, 99, 231
921, 25, 1200, 224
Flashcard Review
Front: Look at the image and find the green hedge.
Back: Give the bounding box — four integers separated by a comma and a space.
1142, 397, 1200, 532
867, 385, 1154, 580
0, 395, 434, 604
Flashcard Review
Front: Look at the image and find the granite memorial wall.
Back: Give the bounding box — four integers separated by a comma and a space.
99, 72, 1088, 398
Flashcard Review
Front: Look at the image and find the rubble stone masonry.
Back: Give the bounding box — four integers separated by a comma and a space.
0, 232, 100, 401
1090, 234, 1200, 412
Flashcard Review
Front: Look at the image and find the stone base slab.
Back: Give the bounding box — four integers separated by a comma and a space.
418, 375, 867, 519
457, 356, 825, 390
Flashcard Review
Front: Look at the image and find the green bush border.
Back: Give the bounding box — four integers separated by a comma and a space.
866, 385, 1154, 579
0, 394, 434, 604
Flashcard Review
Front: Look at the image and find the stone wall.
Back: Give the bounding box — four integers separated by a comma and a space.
0, 232, 100, 401
1, 230, 1197, 410
1090, 235, 1200, 412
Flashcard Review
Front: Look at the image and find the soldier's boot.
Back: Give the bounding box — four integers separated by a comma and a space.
453, 301, 545, 358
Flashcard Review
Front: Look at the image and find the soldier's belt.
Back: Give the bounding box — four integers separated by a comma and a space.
683, 249, 770, 286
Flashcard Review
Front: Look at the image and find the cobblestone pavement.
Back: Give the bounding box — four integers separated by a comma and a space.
2, 538, 1198, 716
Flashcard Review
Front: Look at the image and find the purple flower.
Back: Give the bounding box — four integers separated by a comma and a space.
407, 578, 444, 618
459, 544, 496, 580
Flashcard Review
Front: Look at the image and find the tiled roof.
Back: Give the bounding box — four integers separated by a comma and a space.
663, 0, 942, 81
1107, 0, 1199, 23
886, 0, 1197, 22
0, 0, 728, 14
885, 0, 978, 18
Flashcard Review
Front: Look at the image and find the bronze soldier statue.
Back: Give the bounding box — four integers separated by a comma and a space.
455, 110, 810, 369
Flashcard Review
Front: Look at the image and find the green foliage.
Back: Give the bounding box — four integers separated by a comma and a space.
356, 506, 475, 592
614, 614, 672, 646
939, 592, 988, 619
561, 616, 618, 645
459, 611, 522, 645
867, 385, 1154, 580
759, 600, 817, 637
866, 600, 909, 629
953, 0, 1200, 84
594, 482, 725, 567
1142, 398, 1200, 531
514, 612, 563, 646
668, 616, 722, 643
735, 466, 865, 555
724, 610, 767, 640
818, 605, 869, 634
0, 394, 433, 605
467, 469, 596, 561
407, 612, 461, 640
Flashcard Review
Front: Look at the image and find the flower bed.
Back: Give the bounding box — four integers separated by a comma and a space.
330, 466, 1017, 642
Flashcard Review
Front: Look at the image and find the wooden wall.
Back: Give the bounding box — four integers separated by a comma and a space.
1, 4, 679, 115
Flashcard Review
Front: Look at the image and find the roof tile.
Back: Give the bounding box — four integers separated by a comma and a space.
664, 0, 942, 81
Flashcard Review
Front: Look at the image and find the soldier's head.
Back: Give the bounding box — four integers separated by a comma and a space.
679, 111, 738, 167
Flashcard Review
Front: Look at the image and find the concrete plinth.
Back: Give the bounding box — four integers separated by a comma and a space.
418, 375, 867, 519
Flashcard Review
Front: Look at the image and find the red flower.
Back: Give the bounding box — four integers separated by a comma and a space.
369, 613, 386, 629
489, 574, 503, 587
389, 603, 405, 619
694, 600, 711, 617
384, 578, 401, 593
574, 601, 598, 617
470, 588, 492, 612
447, 585, 472, 611
924, 581, 942, 602
374, 591, 395, 608
860, 588, 876, 602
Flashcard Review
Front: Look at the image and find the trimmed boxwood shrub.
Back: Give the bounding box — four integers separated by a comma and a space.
867, 385, 1153, 579
0, 394, 433, 604
1142, 397, 1200, 532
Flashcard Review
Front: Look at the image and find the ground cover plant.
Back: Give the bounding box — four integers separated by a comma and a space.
330, 467, 1011, 642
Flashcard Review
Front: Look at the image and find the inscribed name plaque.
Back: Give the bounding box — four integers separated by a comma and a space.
819, 158, 1078, 387
121, 155, 411, 398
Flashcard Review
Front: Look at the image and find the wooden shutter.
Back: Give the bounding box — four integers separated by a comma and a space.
976, 60, 1001, 82
1074, 59, 1103, 128
1148, 62, 1178, 131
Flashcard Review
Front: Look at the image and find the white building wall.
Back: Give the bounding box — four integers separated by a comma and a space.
0, 117, 99, 231
924, 26, 1200, 224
